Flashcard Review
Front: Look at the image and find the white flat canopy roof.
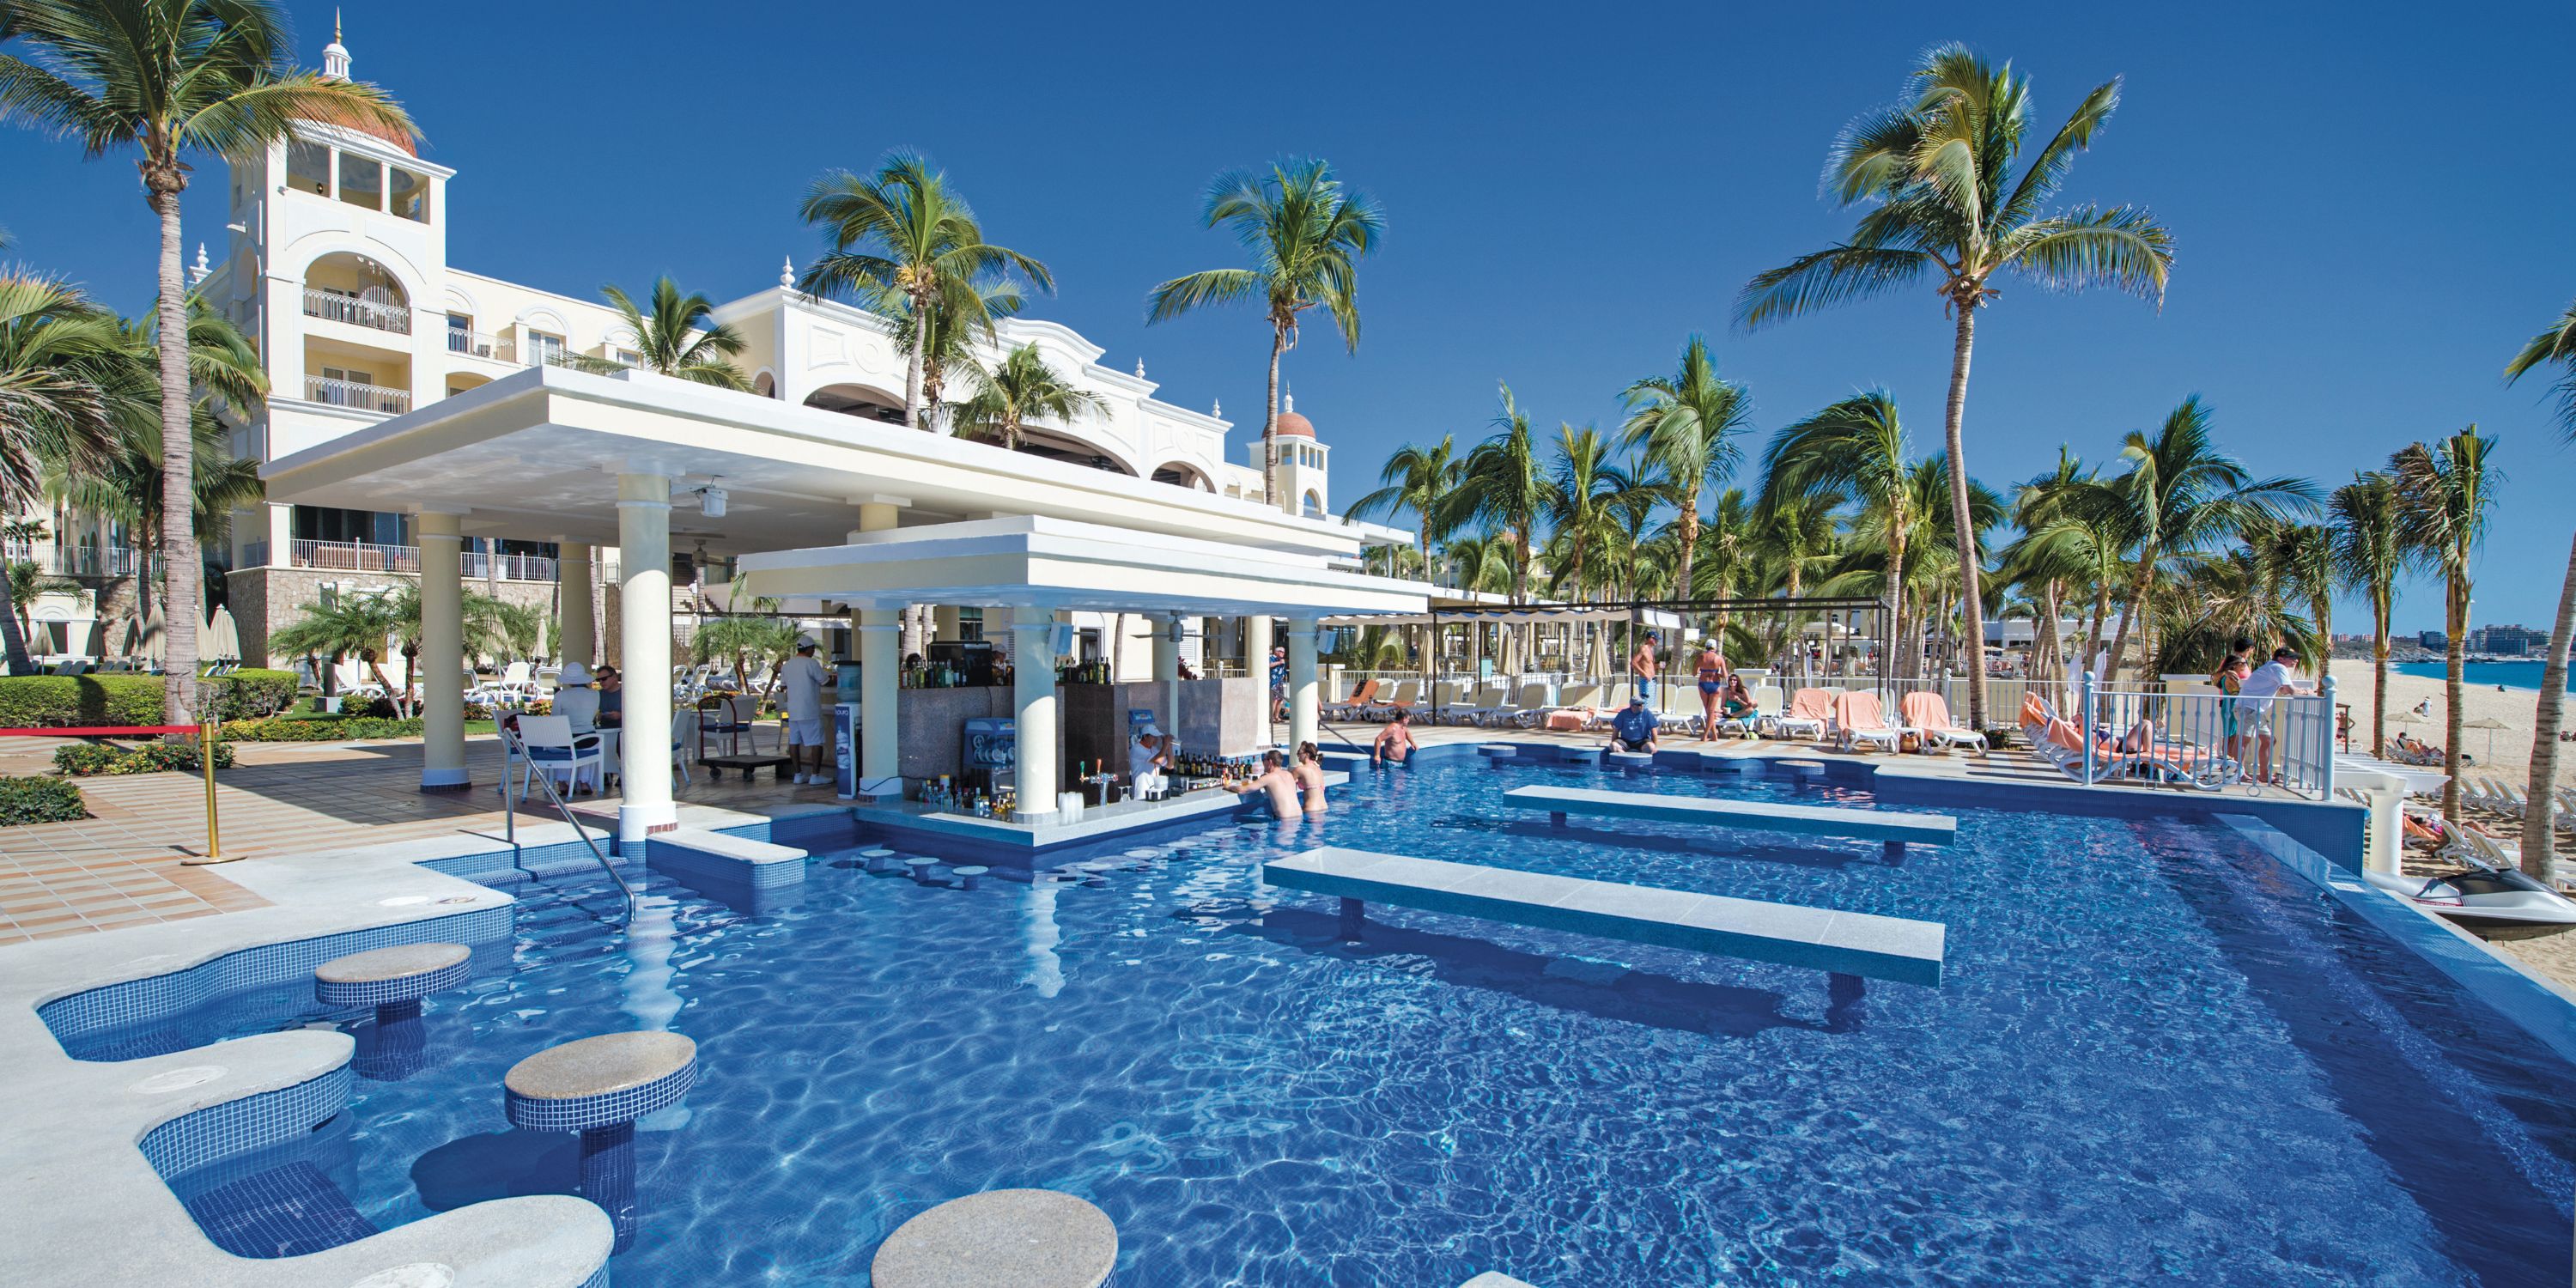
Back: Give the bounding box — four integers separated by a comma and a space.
733, 515, 1431, 617
1327, 605, 1687, 630
262, 365, 1402, 560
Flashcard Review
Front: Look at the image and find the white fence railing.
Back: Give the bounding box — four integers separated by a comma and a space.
302, 287, 410, 333
2076, 672, 2338, 799
289, 538, 419, 574
305, 376, 411, 415
462, 550, 558, 582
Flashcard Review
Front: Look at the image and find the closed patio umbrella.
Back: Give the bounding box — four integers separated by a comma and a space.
208, 605, 240, 665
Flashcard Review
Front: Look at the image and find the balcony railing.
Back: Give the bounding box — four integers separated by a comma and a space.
447, 328, 503, 358
289, 538, 418, 574
463, 550, 558, 582
302, 287, 410, 334
50, 544, 139, 578
305, 375, 412, 415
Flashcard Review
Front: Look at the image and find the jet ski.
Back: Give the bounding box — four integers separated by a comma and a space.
2365, 862, 2576, 940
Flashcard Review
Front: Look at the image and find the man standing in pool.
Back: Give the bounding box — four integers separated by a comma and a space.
1631, 632, 1661, 708
1692, 636, 1732, 742
1224, 749, 1303, 818
1373, 709, 1416, 766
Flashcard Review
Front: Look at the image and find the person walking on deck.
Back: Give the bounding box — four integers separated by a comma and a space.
1693, 639, 1732, 742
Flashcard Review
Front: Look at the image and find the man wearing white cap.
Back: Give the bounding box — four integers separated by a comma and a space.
1129, 723, 1172, 799
781, 638, 832, 785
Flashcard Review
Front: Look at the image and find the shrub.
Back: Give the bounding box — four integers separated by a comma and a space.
52, 741, 236, 776
222, 715, 425, 741
0, 775, 84, 826
0, 669, 299, 729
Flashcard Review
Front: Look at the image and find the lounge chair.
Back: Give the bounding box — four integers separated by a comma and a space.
1369, 679, 1423, 722
1771, 688, 1835, 740
1899, 691, 1986, 752
1832, 691, 1908, 753
1322, 679, 1380, 721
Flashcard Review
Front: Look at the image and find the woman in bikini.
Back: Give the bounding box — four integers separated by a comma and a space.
1291, 742, 1329, 815
1693, 641, 1731, 742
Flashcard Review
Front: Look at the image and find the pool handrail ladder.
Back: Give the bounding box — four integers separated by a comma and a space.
1263, 846, 1945, 986
1501, 784, 1955, 860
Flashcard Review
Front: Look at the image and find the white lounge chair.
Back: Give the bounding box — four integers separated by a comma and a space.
513, 714, 605, 799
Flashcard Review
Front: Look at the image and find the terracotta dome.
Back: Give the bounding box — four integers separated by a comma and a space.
1273, 410, 1315, 438
301, 101, 417, 157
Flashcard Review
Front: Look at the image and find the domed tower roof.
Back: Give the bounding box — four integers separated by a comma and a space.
1273, 387, 1315, 438
307, 14, 416, 156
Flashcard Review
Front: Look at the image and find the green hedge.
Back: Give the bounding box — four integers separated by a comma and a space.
52, 741, 235, 776
0, 775, 84, 826
223, 715, 426, 741
0, 669, 299, 729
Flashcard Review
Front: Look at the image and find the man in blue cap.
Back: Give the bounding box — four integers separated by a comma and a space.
1607, 693, 1658, 754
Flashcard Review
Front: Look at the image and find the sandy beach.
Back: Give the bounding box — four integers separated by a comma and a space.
2327, 657, 2576, 791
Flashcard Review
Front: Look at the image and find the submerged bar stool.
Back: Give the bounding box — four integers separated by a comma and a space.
503, 1031, 697, 1252
949, 866, 990, 890
315, 943, 471, 1080
872, 1188, 1117, 1288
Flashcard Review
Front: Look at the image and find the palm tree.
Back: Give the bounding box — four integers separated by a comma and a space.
1737, 44, 2173, 731
2328, 474, 2409, 757
1761, 392, 1916, 677
1345, 434, 1459, 574
690, 607, 801, 702
1750, 498, 1838, 673
1621, 336, 1752, 604
1690, 489, 1758, 644
798, 151, 1053, 428
579, 277, 750, 389
953, 343, 1107, 451
1438, 383, 1559, 605
1, 0, 414, 718
1541, 425, 1636, 605
1146, 158, 1382, 503
2096, 397, 2314, 683
2391, 428, 2498, 824
885, 277, 1024, 431
0, 271, 121, 672
2506, 298, 2576, 878
2265, 522, 2338, 665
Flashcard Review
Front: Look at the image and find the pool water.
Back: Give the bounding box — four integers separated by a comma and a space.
118, 757, 2576, 1285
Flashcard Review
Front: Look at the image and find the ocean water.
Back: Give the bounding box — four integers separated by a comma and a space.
2397, 658, 2574, 693
78, 758, 2576, 1285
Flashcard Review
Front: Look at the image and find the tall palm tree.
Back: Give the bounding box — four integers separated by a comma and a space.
1541, 424, 1636, 605
1438, 383, 1558, 605
2330, 472, 2408, 758
0, 0, 414, 717
579, 277, 750, 389
953, 343, 1107, 450
1750, 497, 1838, 673
2505, 298, 2576, 878
1690, 489, 1758, 643
879, 276, 1024, 432
1345, 434, 1459, 574
2391, 428, 2498, 824
798, 151, 1053, 428
0, 270, 121, 672
1737, 45, 2173, 731
1762, 392, 1916, 677
1620, 335, 1752, 604
2096, 397, 2314, 683
2265, 522, 2338, 665
1146, 158, 1382, 503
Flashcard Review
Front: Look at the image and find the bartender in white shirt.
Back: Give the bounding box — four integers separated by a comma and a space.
1129, 724, 1173, 799
780, 639, 833, 786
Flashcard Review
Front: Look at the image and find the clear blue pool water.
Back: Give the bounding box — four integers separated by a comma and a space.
103, 756, 2576, 1285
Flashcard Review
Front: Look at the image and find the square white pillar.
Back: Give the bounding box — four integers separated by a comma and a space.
557, 540, 595, 665
1287, 617, 1320, 750
616, 473, 676, 844
416, 510, 469, 791
858, 610, 902, 799
1011, 619, 1059, 820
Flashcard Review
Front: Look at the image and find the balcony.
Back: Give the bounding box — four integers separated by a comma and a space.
462, 550, 558, 582
49, 544, 139, 578
302, 287, 410, 334
447, 328, 503, 359
288, 538, 418, 574
305, 375, 412, 415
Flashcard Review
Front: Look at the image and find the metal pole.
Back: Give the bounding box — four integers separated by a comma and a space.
2081, 669, 2098, 787
198, 696, 221, 861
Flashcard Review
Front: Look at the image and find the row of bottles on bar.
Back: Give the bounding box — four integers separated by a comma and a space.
1055, 659, 1113, 685
920, 775, 1016, 818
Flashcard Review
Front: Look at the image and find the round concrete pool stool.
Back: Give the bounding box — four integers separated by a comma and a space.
872, 1188, 1117, 1288
315, 942, 472, 1024
950, 865, 990, 890
1477, 744, 1518, 760
503, 1031, 697, 1251
1771, 758, 1825, 785
903, 856, 942, 882
1606, 750, 1654, 770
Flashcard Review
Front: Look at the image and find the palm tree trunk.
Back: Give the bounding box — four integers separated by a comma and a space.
2520, 530, 2576, 878
0, 574, 31, 675
2105, 559, 2154, 685
149, 182, 200, 723
2442, 577, 2468, 822
1886, 530, 1907, 684
2371, 598, 2391, 758
1944, 304, 1990, 729
904, 291, 930, 428
1674, 493, 1699, 611
1262, 327, 1285, 506
2038, 580, 2064, 703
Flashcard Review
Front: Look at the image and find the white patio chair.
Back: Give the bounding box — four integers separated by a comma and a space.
513, 714, 604, 800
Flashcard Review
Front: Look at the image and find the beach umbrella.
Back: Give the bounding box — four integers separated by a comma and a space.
209, 605, 240, 664
2460, 714, 2511, 762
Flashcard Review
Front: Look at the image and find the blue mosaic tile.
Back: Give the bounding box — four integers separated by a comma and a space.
184, 1160, 379, 1259
139, 1066, 352, 1180
39, 907, 510, 1050
313, 957, 471, 1009
505, 1058, 696, 1133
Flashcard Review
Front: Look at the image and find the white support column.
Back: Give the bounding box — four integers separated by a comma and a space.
1243, 613, 1273, 696
1151, 614, 1182, 746
416, 511, 468, 792
1011, 619, 1059, 821
1287, 617, 1320, 750
616, 473, 676, 844
858, 610, 902, 799
557, 540, 595, 665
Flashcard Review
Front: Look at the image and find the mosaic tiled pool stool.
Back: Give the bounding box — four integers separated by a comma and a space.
315, 943, 471, 1081
1477, 744, 1517, 759
1606, 750, 1654, 770
872, 1188, 1118, 1288
503, 1030, 698, 1251
950, 865, 990, 890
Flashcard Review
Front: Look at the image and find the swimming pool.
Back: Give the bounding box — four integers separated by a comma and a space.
83, 756, 2576, 1285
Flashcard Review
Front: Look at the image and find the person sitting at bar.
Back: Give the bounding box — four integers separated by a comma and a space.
551, 662, 600, 735
1607, 694, 1658, 754
1130, 724, 1173, 799
1224, 749, 1301, 818
1373, 710, 1416, 766
592, 665, 623, 727
1291, 741, 1329, 815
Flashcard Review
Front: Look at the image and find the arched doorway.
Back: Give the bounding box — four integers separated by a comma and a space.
1150, 460, 1215, 491
1015, 426, 1136, 476
805, 383, 907, 425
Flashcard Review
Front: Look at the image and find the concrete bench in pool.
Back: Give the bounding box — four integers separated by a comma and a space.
1263, 847, 1944, 987
1502, 784, 1956, 860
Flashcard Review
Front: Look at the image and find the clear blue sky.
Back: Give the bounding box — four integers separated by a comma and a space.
5, 1, 2571, 633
